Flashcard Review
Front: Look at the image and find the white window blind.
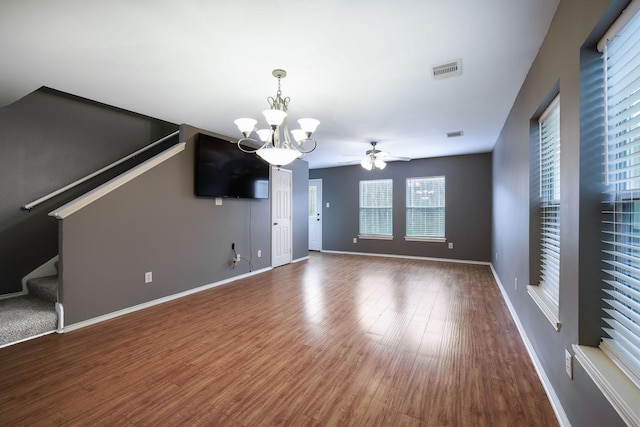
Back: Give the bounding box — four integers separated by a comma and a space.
602, 6, 640, 387
406, 176, 445, 238
359, 179, 392, 236
539, 96, 561, 304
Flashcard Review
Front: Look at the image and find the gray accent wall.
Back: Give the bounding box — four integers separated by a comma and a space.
491, 0, 628, 425
60, 125, 308, 325
310, 153, 492, 262
0, 87, 177, 295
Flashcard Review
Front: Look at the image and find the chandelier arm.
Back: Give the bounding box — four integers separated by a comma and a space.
294, 138, 318, 154
237, 138, 261, 153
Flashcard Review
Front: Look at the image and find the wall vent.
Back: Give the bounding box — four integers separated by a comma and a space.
446, 131, 464, 138
432, 59, 462, 80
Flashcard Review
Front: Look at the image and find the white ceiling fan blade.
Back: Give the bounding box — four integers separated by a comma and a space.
385, 155, 411, 161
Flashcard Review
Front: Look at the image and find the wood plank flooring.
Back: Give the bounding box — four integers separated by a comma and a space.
0, 253, 558, 426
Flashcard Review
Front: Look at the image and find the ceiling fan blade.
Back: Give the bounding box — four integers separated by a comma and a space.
386, 155, 411, 161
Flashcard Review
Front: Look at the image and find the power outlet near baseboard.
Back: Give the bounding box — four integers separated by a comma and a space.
565, 349, 573, 379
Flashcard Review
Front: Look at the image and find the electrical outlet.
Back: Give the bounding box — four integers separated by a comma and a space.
565, 349, 573, 379
448, 242, 453, 249
145, 271, 152, 283
515, 277, 518, 290
236, 253, 241, 262
257, 249, 262, 258
496, 252, 499, 261
353, 238, 357, 244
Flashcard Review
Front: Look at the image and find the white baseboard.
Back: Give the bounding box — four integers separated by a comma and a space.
320, 249, 491, 266
292, 256, 310, 263
63, 267, 272, 333
489, 264, 570, 426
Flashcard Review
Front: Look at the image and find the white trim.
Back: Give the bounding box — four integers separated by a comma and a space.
573, 345, 640, 426
320, 249, 490, 266
62, 267, 272, 332
49, 142, 186, 219
55, 302, 64, 332
0, 330, 57, 349
292, 256, 310, 263
491, 265, 569, 426
0, 289, 27, 300
357, 235, 394, 241
598, 0, 640, 52
527, 284, 561, 331
404, 236, 447, 243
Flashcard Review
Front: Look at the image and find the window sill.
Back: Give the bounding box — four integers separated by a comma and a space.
527, 285, 560, 331
358, 234, 393, 241
573, 345, 640, 426
404, 236, 446, 243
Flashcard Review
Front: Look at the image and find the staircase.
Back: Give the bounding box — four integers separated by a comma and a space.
0, 273, 59, 348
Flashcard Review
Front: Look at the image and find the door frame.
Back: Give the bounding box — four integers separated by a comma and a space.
309, 179, 323, 251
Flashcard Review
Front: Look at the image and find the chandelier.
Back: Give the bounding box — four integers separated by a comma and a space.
234, 69, 320, 167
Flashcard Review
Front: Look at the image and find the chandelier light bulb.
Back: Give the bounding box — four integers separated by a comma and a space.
298, 118, 320, 134
234, 118, 257, 136
262, 109, 287, 127
290, 129, 307, 143
256, 129, 271, 142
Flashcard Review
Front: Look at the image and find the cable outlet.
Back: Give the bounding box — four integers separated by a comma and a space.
145, 271, 152, 283
565, 349, 573, 379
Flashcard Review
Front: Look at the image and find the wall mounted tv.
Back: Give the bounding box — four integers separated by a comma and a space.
195, 133, 269, 199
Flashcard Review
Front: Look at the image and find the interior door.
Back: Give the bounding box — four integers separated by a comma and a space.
308, 179, 322, 251
271, 167, 292, 268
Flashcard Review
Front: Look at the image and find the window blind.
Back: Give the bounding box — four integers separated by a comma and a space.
539, 96, 561, 304
359, 179, 392, 236
406, 177, 445, 238
602, 6, 640, 387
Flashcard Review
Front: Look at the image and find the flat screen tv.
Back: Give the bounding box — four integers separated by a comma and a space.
195, 133, 269, 199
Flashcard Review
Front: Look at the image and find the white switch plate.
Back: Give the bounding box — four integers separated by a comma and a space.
448, 242, 453, 249
215, 197, 222, 206
565, 349, 573, 379
257, 249, 262, 258
145, 271, 152, 283
353, 238, 357, 243
326, 202, 330, 208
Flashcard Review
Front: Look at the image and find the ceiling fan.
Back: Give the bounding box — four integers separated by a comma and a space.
357, 141, 410, 170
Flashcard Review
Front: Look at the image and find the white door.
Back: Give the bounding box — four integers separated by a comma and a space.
309, 179, 322, 251
272, 167, 292, 268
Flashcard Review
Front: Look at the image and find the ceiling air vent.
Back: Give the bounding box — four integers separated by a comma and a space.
432, 59, 462, 80
446, 131, 464, 138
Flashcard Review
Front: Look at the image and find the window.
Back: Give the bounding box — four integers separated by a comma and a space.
527, 95, 561, 331
405, 176, 445, 240
359, 179, 392, 239
539, 96, 561, 304
601, 5, 640, 387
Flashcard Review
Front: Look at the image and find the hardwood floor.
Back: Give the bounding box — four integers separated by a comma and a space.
0, 253, 558, 426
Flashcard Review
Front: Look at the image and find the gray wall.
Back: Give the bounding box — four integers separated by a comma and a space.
60, 125, 309, 325
289, 160, 310, 261
310, 153, 492, 262
0, 87, 177, 295
491, 0, 627, 425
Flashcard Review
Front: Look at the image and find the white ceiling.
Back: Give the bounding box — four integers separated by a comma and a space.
0, 0, 559, 169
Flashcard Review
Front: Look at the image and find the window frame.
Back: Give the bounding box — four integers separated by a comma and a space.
404, 176, 446, 242
358, 179, 393, 240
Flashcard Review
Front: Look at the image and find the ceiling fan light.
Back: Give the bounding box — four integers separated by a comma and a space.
234, 118, 257, 136
361, 157, 373, 170
374, 157, 387, 170
262, 109, 287, 127
298, 118, 320, 134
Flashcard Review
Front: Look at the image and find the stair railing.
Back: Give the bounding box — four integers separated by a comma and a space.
22, 130, 180, 211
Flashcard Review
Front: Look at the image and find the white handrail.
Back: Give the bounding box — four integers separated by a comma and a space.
22, 130, 180, 211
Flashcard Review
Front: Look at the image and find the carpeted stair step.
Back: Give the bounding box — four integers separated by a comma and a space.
0, 296, 58, 347
27, 275, 58, 304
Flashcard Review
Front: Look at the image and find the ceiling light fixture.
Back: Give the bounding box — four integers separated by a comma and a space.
234, 69, 320, 167
361, 142, 387, 170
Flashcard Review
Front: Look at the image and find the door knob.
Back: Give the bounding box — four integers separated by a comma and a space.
274, 222, 278, 225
